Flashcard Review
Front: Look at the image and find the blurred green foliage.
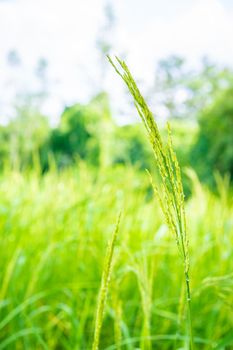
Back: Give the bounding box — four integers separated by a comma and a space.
0, 107, 49, 170
0, 57, 233, 191
111, 124, 152, 169
45, 93, 112, 168
0, 165, 232, 349
191, 87, 233, 187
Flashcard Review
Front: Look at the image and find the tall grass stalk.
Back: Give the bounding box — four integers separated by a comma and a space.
92, 213, 121, 350
112, 286, 122, 350
108, 56, 194, 349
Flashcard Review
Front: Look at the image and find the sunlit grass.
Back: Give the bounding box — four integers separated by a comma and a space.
0, 164, 232, 349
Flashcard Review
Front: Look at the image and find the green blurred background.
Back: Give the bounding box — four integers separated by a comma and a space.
0, 1, 233, 349
0, 57, 232, 191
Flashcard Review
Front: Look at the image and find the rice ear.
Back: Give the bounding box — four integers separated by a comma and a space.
109, 56, 194, 350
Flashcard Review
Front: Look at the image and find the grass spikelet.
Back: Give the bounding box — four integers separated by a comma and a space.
92, 212, 121, 350
108, 56, 194, 349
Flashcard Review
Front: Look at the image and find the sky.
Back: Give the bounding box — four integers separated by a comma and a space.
0, 0, 233, 124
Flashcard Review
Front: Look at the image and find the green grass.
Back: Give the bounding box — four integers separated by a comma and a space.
92, 212, 121, 350
0, 164, 232, 349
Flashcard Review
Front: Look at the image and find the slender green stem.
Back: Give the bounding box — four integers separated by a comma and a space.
92, 213, 121, 350
185, 271, 194, 350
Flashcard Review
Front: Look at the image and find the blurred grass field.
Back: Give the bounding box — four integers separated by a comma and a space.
1, 1, 233, 348
0, 164, 232, 349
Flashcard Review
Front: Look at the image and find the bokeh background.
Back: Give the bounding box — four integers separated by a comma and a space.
0, 1, 233, 349
0, 0, 232, 186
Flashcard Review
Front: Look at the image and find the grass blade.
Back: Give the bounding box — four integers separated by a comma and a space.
92, 212, 121, 350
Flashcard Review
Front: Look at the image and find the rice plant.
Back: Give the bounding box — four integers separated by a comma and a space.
0, 165, 233, 348
92, 213, 121, 350
108, 56, 194, 349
